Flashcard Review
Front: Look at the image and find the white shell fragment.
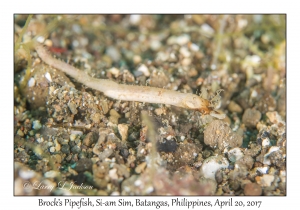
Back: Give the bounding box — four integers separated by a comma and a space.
190, 43, 199, 52
244, 55, 261, 67
137, 64, 150, 77
27, 77, 35, 87
44, 72, 52, 82
44, 170, 58, 178
36, 36, 45, 43
32, 120, 42, 130
175, 34, 190, 45
228, 148, 244, 162
262, 138, 271, 148
19, 170, 35, 179
200, 24, 215, 37
263, 146, 280, 165
200, 155, 229, 180
256, 166, 269, 174
109, 168, 118, 180
167, 34, 190, 45
108, 67, 120, 78
129, 15, 141, 25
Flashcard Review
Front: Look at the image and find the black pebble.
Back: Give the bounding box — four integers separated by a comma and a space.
70, 172, 86, 185
61, 145, 70, 154
157, 139, 177, 152
75, 158, 93, 172
120, 148, 129, 159
71, 146, 81, 154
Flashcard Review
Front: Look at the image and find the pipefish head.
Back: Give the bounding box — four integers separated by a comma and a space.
183, 95, 213, 115
197, 98, 213, 115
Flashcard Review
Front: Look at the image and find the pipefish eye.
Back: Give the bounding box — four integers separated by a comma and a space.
198, 107, 210, 115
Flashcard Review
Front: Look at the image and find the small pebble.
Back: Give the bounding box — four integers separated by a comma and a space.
32, 120, 42, 130
174, 143, 200, 166
129, 14, 141, 25
137, 64, 150, 77
228, 148, 244, 162
279, 170, 286, 182
134, 179, 142, 187
68, 167, 78, 176
19, 170, 35, 179
133, 55, 142, 64
75, 158, 93, 172
100, 101, 109, 114
229, 180, 240, 191
257, 174, 275, 187
244, 183, 262, 195
120, 148, 129, 159
228, 101, 243, 113
150, 39, 161, 51
108, 67, 120, 78
200, 155, 229, 180
110, 191, 120, 196
44, 39, 52, 47
106, 46, 121, 62
242, 108, 261, 128
109, 109, 121, 124
27, 77, 35, 87
99, 149, 113, 161
83, 132, 98, 147
262, 138, 271, 148
97, 190, 108, 196
114, 164, 130, 178
70, 130, 83, 135
200, 24, 214, 37
145, 186, 154, 194
71, 145, 81, 154
68, 102, 78, 114
49, 146, 56, 153
236, 155, 254, 170
17, 129, 24, 137
263, 146, 280, 165
70, 134, 77, 141
135, 162, 147, 174
204, 120, 243, 151
257, 166, 269, 174
61, 145, 70, 154
109, 168, 118, 180
176, 34, 190, 45
92, 113, 102, 124
266, 111, 285, 126
28, 130, 35, 136
215, 170, 223, 184
157, 139, 177, 152
179, 46, 191, 58
244, 55, 261, 67
44, 170, 58, 178
54, 139, 61, 151
154, 108, 165, 116
36, 137, 44, 143
118, 124, 129, 141
44, 72, 52, 82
